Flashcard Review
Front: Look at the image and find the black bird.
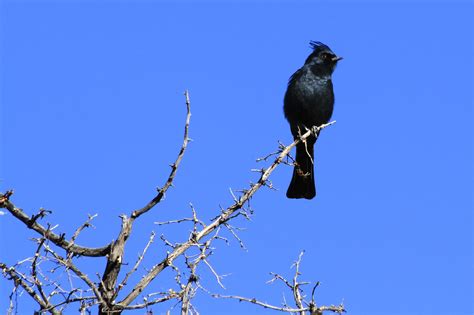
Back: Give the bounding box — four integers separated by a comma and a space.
284, 41, 342, 199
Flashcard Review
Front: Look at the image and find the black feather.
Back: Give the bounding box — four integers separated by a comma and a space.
309, 41, 330, 52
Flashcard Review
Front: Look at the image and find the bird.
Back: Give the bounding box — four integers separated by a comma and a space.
283, 41, 342, 199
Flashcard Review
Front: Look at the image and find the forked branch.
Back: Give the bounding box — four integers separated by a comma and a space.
118, 121, 335, 307
213, 251, 345, 315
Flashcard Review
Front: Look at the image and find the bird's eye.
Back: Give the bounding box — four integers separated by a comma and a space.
321, 53, 330, 60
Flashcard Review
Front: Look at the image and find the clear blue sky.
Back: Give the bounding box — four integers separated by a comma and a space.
1, 1, 472, 314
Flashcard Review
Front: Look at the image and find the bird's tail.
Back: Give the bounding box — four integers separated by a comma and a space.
286, 140, 316, 199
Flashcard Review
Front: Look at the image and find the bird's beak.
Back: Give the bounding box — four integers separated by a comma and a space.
332, 56, 343, 62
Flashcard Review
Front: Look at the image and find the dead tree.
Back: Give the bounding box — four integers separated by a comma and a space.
0, 91, 343, 314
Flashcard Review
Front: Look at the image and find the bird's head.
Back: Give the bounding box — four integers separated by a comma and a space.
305, 41, 342, 73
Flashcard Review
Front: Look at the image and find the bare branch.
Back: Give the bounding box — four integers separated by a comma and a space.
181, 236, 212, 315
0, 191, 111, 257
292, 251, 305, 313
2, 97, 340, 314
118, 121, 336, 307
213, 294, 308, 313
155, 217, 195, 226
267, 272, 293, 291
121, 291, 180, 310
41, 242, 105, 308
181, 268, 197, 315
31, 238, 49, 305
116, 231, 156, 296
96, 91, 192, 313
223, 223, 246, 250
48, 296, 97, 312
99, 215, 133, 312
69, 214, 98, 247
131, 90, 192, 219
213, 294, 345, 314
213, 251, 345, 315
203, 258, 226, 289
1, 262, 60, 315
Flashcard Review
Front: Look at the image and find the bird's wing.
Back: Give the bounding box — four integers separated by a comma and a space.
288, 68, 304, 87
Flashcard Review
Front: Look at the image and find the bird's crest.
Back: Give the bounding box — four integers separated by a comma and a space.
309, 41, 331, 53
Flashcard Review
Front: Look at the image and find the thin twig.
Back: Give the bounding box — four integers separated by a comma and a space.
41, 243, 106, 308
214, 251, 345, 315
31, 238, 49, 305
1, 262, 60, 315
213, 294, 308, 313
116, 231, 156, 296
121, 292, 180, 310
292, 251, 305, 313
69, 214, 98, 247
223, 223, 246, 250
155, 218, 195, 226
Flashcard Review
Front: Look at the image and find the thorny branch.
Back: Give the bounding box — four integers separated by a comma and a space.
292, 251, 306, 312
69, 214, 98, 249
0, 89, 341, 314
116, 231, 156, 296
0, 262, 60, 315
0, 215, 104, 313
131, 90, 192, 219
214, 251, 345, 315
119, 120, 335, 307
0, 192, 110, 257
98, 90, 192, 313
181, 232, 219, 315
40, 240, 106, 308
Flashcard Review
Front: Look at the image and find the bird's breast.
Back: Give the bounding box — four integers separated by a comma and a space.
284, 69, 335, 130
294, 77, 334, 122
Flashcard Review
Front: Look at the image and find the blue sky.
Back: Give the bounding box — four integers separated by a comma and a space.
1, 1, 472, 314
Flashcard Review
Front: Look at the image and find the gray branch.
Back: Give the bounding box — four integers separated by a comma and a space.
117, 121, 335, 307
0, 193, 111, 257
